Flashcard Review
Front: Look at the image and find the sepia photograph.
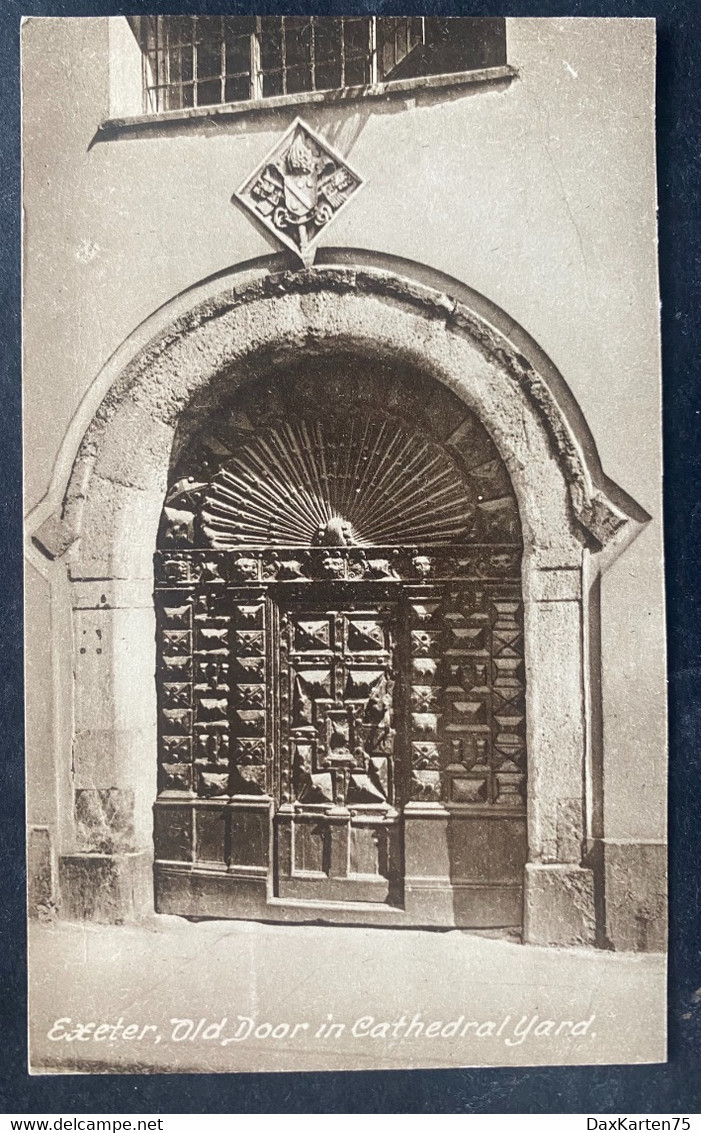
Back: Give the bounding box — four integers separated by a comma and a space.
21, 15, 668, 1076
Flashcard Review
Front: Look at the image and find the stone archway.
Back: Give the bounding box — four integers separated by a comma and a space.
33, 261, 644, 944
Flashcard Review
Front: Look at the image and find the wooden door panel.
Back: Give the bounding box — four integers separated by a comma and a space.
276, 810, 396, 903
153, 552, 528, 926
275, 594, 402, 905
279, 598, 398, 811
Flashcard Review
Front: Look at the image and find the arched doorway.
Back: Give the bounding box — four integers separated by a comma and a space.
34, 259, 646, 944
153, 355, 527, 926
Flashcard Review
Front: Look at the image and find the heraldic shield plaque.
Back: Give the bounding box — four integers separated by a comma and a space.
235, 117, 364, 263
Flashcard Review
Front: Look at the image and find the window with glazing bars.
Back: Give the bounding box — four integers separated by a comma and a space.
139, 16, 431, 112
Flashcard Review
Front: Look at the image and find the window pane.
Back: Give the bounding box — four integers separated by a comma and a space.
262, 70, 283, 98
167, 46, 193, 85
223, 16, 254, 39
315, 60, 342, 92
225, 74, 249, 103
343, 18, 369, 52
181, 47, 193, 83
284, 18, 312, 69
197, 79, 221, 107
421, 19, 506, 75
196, 16, 221, 41
261, 20, 283, 71
314, 17, 341, 62
197, 40, 221, 80
169, 16, 194, 46
225, 33, 250, 75
286, 64, 312, 96
167, 82, 194, 111
378, 16, 425, 80
409, 18, 424, 51
344, 55, 368, 86
168, 48, 183, 85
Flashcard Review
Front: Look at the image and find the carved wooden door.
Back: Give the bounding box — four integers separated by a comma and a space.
275, 593, 402, 903
152, 370, 528, 927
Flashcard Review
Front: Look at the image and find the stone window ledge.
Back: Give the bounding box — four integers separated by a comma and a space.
99, 65, 517, 137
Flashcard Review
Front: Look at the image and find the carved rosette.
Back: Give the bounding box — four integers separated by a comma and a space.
489, 599, 526, 804
278, 604, 397, 811
192, 585, 231, 798
229, 593, 268, 796
155, 546, 522, 587
405, 585, 526, 806
157, 594, 194, 794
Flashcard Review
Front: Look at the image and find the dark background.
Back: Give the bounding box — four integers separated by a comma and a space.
2, 0, 699, 1115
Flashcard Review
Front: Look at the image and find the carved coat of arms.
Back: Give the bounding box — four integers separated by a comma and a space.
235, 118, 364, 264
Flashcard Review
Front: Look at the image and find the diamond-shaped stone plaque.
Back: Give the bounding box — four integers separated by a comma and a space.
235, 117, 364, 264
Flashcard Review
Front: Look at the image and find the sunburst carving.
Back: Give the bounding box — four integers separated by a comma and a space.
200, 416, 477, 549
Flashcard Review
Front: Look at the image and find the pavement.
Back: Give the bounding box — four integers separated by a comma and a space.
28, 916, 666, 1075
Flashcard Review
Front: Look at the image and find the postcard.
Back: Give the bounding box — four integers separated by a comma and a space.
22, 15, 666, 1074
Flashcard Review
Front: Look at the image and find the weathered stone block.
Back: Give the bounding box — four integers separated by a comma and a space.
529, 566, 582, 602
74, 788, 136, 853
524, 863, 596, 947
92, 400, 173, 493
27, 827, 54, 918
70, 578, 153, 610
59, 851, 153, 923
72, 608, 156, 733
556, 797, 584, 862
525, 598, 586, 862
69, 474, 163, 580
603, 841, 667, 952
